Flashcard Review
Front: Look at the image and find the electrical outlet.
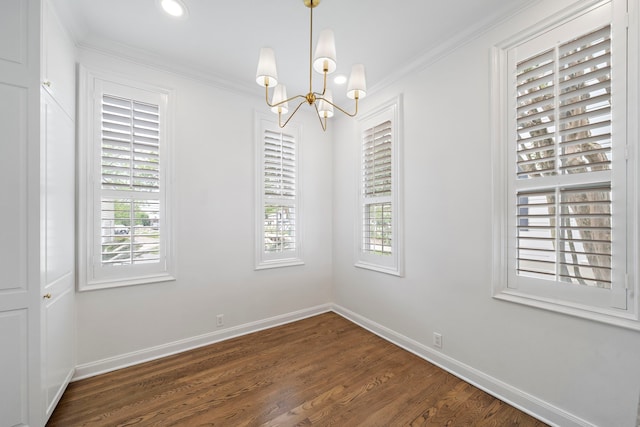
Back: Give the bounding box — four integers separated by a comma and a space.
216, 314, 224, 327
433, 332, 443, 349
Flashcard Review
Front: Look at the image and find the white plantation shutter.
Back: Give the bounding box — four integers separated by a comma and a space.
516, 185, 612, 289
100, 95, 162, 266
256, 118, 302, 268
497, 0, 630, 315
263, 129, 296, 254
363, 121, 392, 197
516, 48, 556, 178
78, 68, 174, 290
362, 120, 392, 255
264, 129, 296, 199
558, 26, 612, 174
101, 95, 161, 192
516, 26, 611, 178
514, 24, 613, 291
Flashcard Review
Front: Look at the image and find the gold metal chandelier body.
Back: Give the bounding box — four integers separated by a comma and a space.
256, 0, 367, 131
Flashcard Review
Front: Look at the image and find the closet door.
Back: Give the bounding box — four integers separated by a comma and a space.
42, 88, 76, 418
41, 0, 77, 419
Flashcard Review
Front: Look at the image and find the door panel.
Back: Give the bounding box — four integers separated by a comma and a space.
0, 309, 29, 426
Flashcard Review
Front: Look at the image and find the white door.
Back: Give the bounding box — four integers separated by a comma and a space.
42, 89, 76, 419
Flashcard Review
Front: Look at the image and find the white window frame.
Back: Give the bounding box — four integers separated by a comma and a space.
78, 66, 175, 290
491, 0, 639, 329
254, 114, 303, 269
355, 96, 404, 276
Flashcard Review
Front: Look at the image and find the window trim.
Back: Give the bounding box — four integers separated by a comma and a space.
254, 113, 304, 270
77, 66, 176, 291
491, 0, 640, 330
354, 96, 404, 276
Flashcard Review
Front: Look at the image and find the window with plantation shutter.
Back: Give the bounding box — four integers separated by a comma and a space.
356, 97, 403, 276
78, 69, 175, 290
255, 117, 302, 269
492, 1, 639, 327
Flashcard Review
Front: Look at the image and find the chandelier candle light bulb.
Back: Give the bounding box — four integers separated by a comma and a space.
255, 0, 366, 131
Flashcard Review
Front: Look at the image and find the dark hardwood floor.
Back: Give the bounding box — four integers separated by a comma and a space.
47, 312, 547, 426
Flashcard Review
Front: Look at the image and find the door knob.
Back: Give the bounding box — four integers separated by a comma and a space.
43, 293, 52, 299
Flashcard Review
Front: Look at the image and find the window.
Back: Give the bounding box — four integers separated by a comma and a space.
78, 68, 175, 290
492, 0, 638, 327
355, 97, 403, 276
255, 116, 303, 269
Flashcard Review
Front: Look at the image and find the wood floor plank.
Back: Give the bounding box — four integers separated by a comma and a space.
47, 312, 547, 427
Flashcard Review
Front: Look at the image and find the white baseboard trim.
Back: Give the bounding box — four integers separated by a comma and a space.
331, 304, 594, 427
73, 303, 332, 381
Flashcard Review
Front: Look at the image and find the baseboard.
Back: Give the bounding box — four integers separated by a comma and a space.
331, 304, 594, 427
73, 303, 332, 381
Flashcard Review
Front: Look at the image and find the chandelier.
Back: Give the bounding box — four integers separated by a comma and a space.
255, 0, 367, 131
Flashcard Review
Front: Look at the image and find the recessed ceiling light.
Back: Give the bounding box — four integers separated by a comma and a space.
334, 75, 347, 85
157, 0, 188, 18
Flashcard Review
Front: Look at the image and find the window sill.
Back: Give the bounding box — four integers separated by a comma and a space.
78, 273, 177, 292
493, 289, 640, 332
355, 260, 403, 277
255, 259, 304, 271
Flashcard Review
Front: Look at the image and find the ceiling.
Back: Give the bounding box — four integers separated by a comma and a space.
51, 0, 535, 101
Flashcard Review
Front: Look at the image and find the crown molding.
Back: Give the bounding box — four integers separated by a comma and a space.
77, 39, 257, 98
369, 0, 544, 95
75, 1, 543, 102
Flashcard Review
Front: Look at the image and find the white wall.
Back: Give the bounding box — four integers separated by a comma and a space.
75, 49, 333, 369
69, 0, 640, 424
332, 1, 640, 426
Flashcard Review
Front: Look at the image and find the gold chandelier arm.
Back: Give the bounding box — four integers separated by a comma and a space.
264, 84, 306, 108
316, 95, 360, 118
313, 103, 328, 131
278, 99, 308, 128
312, 70, 328, 97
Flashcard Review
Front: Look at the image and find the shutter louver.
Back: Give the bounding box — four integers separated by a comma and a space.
264, 130, 296, 199
558, 26, 611, 174
263, 129, 297, 254
100, 199, 161, 265
363, 202, 392, 255
515, 26, 611, 179
101, 95, 160, 192
558, 186, 611, 288
516, 190, 557, 280
264, 204, 296, 253
517, 187, 612, 289
100, 94, 162, 266
363, 121, 392, 197
516, 49, 556, 179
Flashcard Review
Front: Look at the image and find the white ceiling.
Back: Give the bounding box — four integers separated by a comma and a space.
51, 0, 535, 100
